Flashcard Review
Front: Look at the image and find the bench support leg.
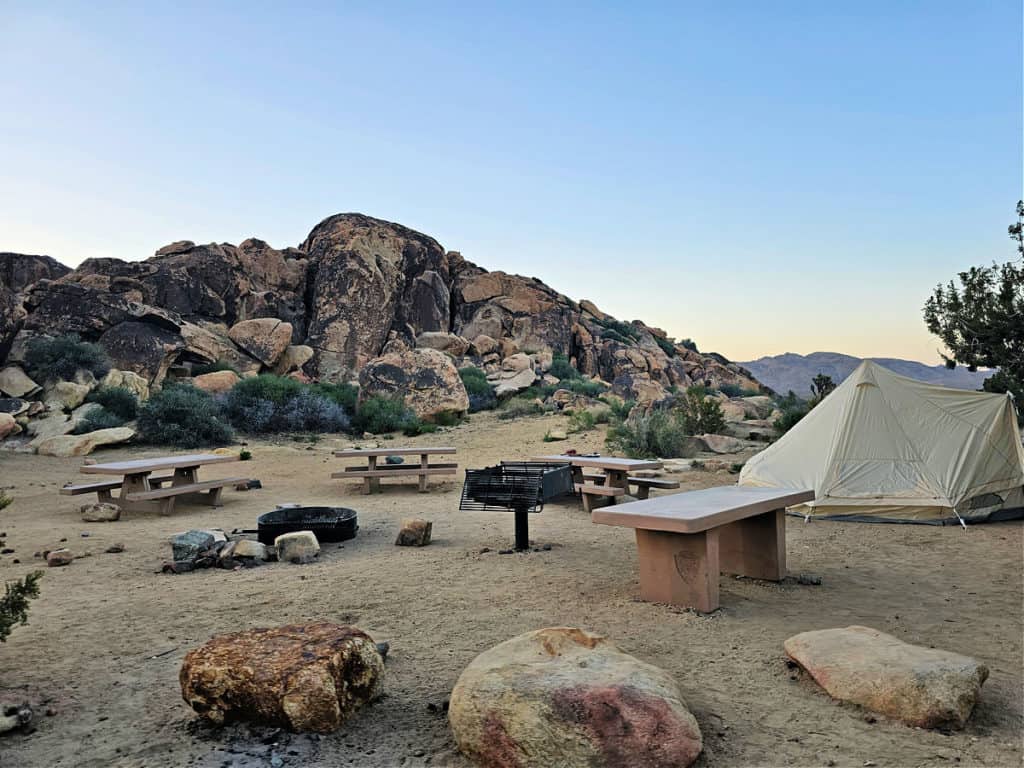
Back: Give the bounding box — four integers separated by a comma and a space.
635, 528, 720, 612
718, 508, 786, 581
418, 453, 429, 492
634, 486, 651, 500
581, 493, 594, 514
97, 489, 114, 503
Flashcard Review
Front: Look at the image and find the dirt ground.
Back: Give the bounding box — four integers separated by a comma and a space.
0, 410, 1021, 768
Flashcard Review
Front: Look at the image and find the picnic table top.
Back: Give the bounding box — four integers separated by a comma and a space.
532, 454, 662, 471
80, 454, 239, 476
592, 485, 814, 534
333, 447, 457, 458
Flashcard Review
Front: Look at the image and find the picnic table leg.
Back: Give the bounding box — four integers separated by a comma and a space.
418, 453, 428, 493
634, 485, 651, 500
718, 508, 786, 581
605, 469, 629, 491
117, 472, 153, 514
362, 456, 380, 495
634, 528, 720, 612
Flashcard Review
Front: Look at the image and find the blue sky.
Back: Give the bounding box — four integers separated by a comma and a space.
1, 1, 1020, 363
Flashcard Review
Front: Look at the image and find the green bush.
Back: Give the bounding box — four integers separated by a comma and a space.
1, 571, 42, 643
138, 384, 234, 447
192, 359, 239, 376
353, 395, 421, 434
568, 410, 596, 433
459, 366, 497, 412
431, 410, 463, 427
718, 383, 760, 398
549, 354, 581, 381
595, 318, 641, 344
676, 386, 726, 435
606, 409, 690, 458
310, 382, 359, 412
654, 336, 677, 357
679, 338, 699, 352
87, 385, 139, 419
601, 397, 636, 421
774, 405, 810, 434
512, 384, 558, 401
403, 421, 439, 436
239, 450, 252, 461
72, 407, 126, 434
565, 378, 606, 397
222, 376, 350, 434
0, 492, 10, 512
229, 374, 305, 405
23, 334, 111, 382
497, 399, 548, 420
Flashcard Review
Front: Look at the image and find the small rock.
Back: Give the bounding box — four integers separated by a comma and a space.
232, 539, 268, 560
46, 549, 74, 567
545, 429, 568, 441
172, 530, 217, 562
81, 502, 121, 522
105, 543, 125, 554
385, 455, 404, 465
395, 518, 432, 547
796, 573, 822, 586
275, 531, 320, 564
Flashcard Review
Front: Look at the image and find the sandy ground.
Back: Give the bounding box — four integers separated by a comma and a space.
0, 410, 1021, 768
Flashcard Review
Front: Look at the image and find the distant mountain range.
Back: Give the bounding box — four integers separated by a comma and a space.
739, 352, 991, 396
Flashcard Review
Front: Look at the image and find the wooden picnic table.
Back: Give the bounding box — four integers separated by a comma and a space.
64, 453, 248, 516
531, 454, 662, 490
592, 486, 814, 612
332, 447, 458, 494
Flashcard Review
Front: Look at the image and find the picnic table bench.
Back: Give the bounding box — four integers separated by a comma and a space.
64, 454, 248, 516
332, 447, 458, 494
592, 486, 814, 612
534, 454, 668, 511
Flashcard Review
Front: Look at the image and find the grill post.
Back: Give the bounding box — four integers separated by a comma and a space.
514, 506, 530, 551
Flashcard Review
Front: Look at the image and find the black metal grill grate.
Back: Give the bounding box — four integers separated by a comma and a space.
460, 462, 572, 513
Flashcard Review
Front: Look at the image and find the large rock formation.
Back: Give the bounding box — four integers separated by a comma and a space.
449, 627, 703, 768
0, 214, 763, 396
359, 348, 469, 420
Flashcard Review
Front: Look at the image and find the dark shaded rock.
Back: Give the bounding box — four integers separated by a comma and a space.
98, 321, 183, 385
358, 348, 468, 420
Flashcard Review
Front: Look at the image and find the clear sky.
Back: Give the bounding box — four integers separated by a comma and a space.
2, 2, 1020, 364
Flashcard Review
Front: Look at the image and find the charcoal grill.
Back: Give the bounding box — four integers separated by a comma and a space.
460, 462, 573, 550
237, 506, 358, 545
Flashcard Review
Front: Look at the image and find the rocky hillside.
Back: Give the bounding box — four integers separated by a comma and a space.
0, 213, 759, 404
741, 351, 990, 396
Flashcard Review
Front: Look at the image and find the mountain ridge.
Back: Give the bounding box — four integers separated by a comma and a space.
740, 351, 990, 396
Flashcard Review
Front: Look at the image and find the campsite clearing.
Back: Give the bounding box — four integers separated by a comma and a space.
0, 412, 1020, 767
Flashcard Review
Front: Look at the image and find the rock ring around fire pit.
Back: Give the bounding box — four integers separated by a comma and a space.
252, 506, 358, 546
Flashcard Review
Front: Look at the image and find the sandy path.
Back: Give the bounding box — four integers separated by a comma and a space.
0, 411, 1021, 767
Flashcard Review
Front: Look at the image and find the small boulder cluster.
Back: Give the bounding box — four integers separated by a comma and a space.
163, 528, 323, 573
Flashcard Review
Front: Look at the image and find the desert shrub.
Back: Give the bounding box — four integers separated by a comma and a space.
431, 410, 463, 427
239, 450, 252, 461
512, 384, 558, 401
601, 397, 636, 421
192, 359, 239, 376
403, 421, 439, 436
679, 338, 698, 352
229, 374, 305, 405
138, 384, 234, 447
23, 334, 111, 382
310, 382, 359, 412
676, 386, 726, 435
87, 385, 139, 420
606, 409, 689, 459
774, 404, 810, 434
352, 395, 420, 434
718, 383, 760, 398
549, 354, 581, 381
497, 399, 548, 420
565, 378, 606, 397
592, 407, 612, 424
568, 410, 596, 433
72, 407, 126, 434
277, 390, 350, 433
654, 336, 677, 357
0, 493, 10, 512
595, 318, 641, 344
459, 367, 497, 412
1, 571, 42, 643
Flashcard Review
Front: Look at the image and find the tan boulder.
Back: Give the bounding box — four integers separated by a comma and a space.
101, 369, 150, 401
191, 370, 240, 394
179, 322, 262, 376
26, 410, 75, 440
720, 400, 748, 422
81, 502, 121, 522
395, 518, 432, 547
35, 426, 135, 457
180, 622, 385, 732
700, 433, 745, 454
470, 334, 498, 356
490, 367, 537, 397
0, 413, 18, 440
501, 352, 533, 373
44, 380, 91, 411
785, 626, 989, 729
415, 332, 470, 357
449, 627, 702, 768
0, 366, 40, 398
358, 348, 469, 421
46, 549, 74, 567
273, 345, 314, 375
227, 318, 292, 366
275, 531, 320, 564
579, 299, 607, 320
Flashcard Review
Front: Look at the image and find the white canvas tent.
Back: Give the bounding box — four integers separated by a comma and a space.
739, 360, 1024, 524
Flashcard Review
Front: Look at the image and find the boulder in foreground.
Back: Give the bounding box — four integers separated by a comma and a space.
784, 625, 989, 729
449, 626, 702, 768
180, 622, 384, 732
395, 517, 432, 546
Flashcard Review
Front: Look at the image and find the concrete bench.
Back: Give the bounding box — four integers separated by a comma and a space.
61, 475, 175, 503
628, 477, 680, 499
575, 482, 626, 513
123, 477, 249, 516
592, 486, 814, 612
